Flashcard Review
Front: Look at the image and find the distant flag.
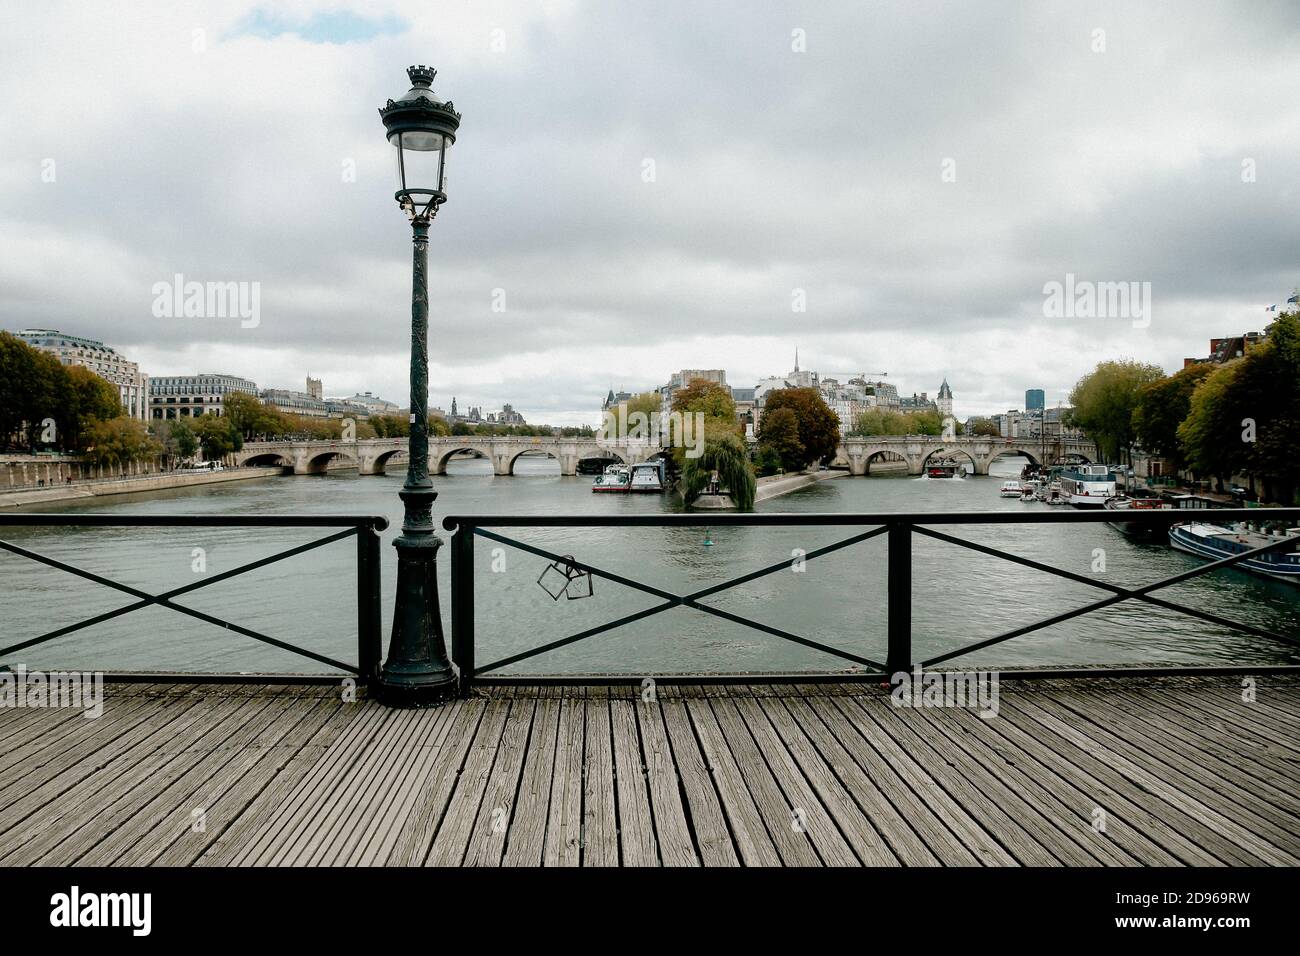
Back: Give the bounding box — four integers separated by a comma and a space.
1266, 304, 1278, 311
1288, 294, 1299, 304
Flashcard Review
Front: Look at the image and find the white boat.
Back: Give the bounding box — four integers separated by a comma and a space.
999, 480, 1023, 498
1169, 522, 1300, 584
629, 461, 666, 493
591, 468, 631, 493
1059, 464, 1118, 507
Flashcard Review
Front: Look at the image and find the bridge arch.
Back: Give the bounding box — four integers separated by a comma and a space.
435, 445, 493, 475
988, 448, 1040, 469
863, 449, 909, 475
367, 448, 407, 476
921, 447, 977, 475
238, 452, 292, 470
302, 451, 359, 475
508, 449, 562, 476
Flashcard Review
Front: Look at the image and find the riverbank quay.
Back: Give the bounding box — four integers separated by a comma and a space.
683, 468, 848, 509
755, 468, 848, 503
0, 673, 1295, 866
0, 467, 281, 508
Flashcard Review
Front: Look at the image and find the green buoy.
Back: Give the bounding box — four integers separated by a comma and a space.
703, 531, 714, 547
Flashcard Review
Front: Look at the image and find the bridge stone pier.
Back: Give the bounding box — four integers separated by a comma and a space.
233, 437, 664, 477
838, 436, 1097, 476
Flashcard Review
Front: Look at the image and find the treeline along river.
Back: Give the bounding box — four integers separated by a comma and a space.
2, 456, 1296, 675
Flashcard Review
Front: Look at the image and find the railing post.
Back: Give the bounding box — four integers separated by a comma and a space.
357, 521, 383, 687
886, 521, 912, 676
450, 523, 475, 696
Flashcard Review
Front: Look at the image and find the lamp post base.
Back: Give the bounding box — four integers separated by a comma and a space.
376, 531, 458, 707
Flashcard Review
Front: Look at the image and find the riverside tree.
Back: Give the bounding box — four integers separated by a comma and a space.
762, 387, 840, 466
1068, 359, 1164, 464
680, 431, 757, 511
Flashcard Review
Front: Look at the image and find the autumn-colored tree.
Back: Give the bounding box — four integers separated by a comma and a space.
757, 406, 804, 473
762, 388, 840, 466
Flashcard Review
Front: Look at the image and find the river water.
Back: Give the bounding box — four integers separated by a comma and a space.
3, 457, 1296, 676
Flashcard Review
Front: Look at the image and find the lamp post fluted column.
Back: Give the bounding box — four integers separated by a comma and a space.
376, 218, 457, 706
376, 65, 462, 707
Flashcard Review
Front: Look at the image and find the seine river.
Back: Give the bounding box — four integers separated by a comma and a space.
3, 456, 1297, 676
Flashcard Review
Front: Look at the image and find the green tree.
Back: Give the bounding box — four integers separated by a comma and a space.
1131, 363, 1214, 469
84, 417, 162, 467
192, 414, 240, 459
1068, 359, 1165, 464
1177, 362, 1241, 487
757, 406, 804, 472
680, 432, 756, 511
967, 416, 1000, 437
762, 388, 840, 465
63, 365, 121, 453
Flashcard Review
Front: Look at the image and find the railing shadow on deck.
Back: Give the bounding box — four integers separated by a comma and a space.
442, 508, 1300, 695
0, 514, 388, 684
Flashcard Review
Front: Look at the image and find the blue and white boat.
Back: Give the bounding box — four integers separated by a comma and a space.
1168, 522, 1300, 584
1059, 464, 1118, 507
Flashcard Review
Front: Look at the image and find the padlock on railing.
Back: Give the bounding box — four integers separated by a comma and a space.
537, 554, 593, 601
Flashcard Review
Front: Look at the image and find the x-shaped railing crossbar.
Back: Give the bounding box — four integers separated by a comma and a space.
455, 510, 1300, 680
470, 525, 891, 675
0, 516, 387, 675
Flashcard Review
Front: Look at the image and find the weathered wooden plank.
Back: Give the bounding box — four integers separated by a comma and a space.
635, 701, 701, 867
385, 700, 488, 866
1124, 686, 1300, 787
1002, 694, 1289, 865
609, 699, 659, 866
673, 697, 779, 865
748, 694, 899, 866
542, 696, 585, 867
817, 694, 1015, 865
0, 693, 209, 857
732, 696, 865, 866
776, 695, 942, 866
923, 704, 1139, 866
348, 704, 459, 867
0, 690, 245, 864
1029, 691, 1300, 863
462, 696, 538, 867
70, 689, 293, 865
702, 698, 822, 865
424, 699, 513, 866
130, 693, 338, 866
230, 701, 387, 865
501, 697, 561, 867
581, 693, 618, 866
195, 698, 355, 866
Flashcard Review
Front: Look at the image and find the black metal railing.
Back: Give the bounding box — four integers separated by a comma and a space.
442, 508, 1300, 693
0, 514, 388, 683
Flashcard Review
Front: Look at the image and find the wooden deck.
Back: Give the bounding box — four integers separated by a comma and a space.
0, 675, 1297, 866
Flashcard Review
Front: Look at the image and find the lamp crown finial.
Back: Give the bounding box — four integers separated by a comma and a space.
407, 64, 436, 88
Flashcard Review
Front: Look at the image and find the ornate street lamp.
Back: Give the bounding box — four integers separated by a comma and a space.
375, 65, 461, 706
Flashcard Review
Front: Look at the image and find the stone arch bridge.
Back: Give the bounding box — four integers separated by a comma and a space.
233, 435, 1096, 478
232, 437, 663, 476
839, 436, 1098, 476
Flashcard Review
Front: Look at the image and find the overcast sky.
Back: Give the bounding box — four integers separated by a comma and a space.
2, 1, 1298, 424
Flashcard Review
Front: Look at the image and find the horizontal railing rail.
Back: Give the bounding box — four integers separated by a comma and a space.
443, 508, 1300, 693
0, 514, 388, 683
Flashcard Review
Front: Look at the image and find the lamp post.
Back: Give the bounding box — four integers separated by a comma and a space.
375, 65, 461, 706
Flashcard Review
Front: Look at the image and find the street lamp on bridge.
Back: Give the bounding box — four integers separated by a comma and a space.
375, 65, 461, 706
